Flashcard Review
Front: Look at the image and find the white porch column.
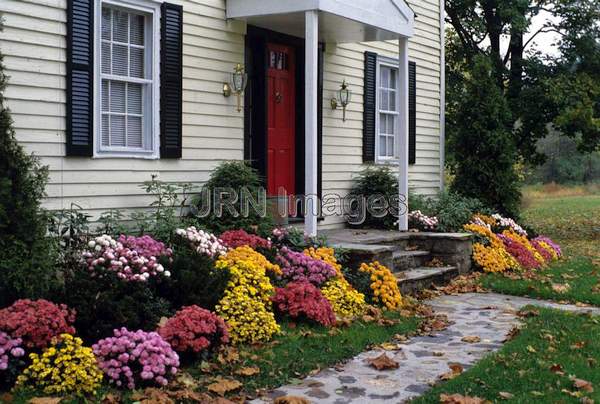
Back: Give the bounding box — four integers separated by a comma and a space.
305, 10, 319, 237
397, 37, 409, 231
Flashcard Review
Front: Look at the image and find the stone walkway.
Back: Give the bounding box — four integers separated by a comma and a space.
255, 293, 600, 404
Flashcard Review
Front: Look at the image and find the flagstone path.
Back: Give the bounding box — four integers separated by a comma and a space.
255, 293, 600, 404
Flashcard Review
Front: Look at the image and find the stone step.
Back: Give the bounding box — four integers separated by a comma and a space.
332, 242, 395, 269
392, 249, 430, 270
396, 266, 459, 295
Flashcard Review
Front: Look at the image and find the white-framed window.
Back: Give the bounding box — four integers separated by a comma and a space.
376, 58, 400, 161
94, 0, 161, 158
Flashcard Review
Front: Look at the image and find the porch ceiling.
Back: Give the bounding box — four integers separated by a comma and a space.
226, 0, 415, 42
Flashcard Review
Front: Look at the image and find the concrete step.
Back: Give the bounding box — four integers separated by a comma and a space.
396, 266, 459, 295
392, 249, 430, 270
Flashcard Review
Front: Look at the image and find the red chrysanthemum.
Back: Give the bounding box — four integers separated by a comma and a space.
271, 281, 336, 327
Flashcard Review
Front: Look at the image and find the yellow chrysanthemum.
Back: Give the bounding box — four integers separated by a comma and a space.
359, 261, 402, 310
17, 334, 102, 396
215, 247, 280, 344
321, 277, 366, 317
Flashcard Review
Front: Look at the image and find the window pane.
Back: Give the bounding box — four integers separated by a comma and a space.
379, 113, 387, 134
387, 136, 394, 157
101, 115, 110, 146
102, 8, 111, 40
389, 69, 396, 89
101, 43, 111, 74
127, 83, 142, 114
110, 81, 126, 113
129, 47, 144, 78
387, 115, 396, 135
130, 14, 144, 46
112, 44, 129, 76
127, 116, 143, 148
113, 10, 129, 43
102, 80, 109, 112
379, 135, 386, 157
380, 67, 389, 88
110, 115, 126, 146
389, 91, 396, 111
380, 89, 389, 111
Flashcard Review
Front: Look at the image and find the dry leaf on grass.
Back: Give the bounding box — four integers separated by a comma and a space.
504, 326, 521, 342
551, 283, 571, 294
517, 308, 540, 318
175, 372, 199, 389
573, 378, 594, 392
580, 397, 595, 404
235, 366, 261, 377
498, 392, 514, 400
207, 379, 243, 396
28, 399, 62, 404
571, 341, 587, 350
440, 393, 486, 404
367, 353, 399, 370
217, 347, 240, 364
131, 388, 175, 404
101, 393, 121, 404
439, 363, 464, 380
273, 396, 311, 404
461, 336, 481, 343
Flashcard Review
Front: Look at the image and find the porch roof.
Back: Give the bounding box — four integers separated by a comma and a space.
226, 0, 415, 42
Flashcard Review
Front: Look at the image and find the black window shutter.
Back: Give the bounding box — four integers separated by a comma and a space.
408, 61, 417, 165
363, 51, 377, 162
66, 0, 93, 157
160, 3, 183, 159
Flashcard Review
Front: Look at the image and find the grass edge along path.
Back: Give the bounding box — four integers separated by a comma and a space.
481, 257, 600, 307
413, 306, 600, 403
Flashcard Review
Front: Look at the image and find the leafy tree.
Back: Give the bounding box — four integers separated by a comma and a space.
451, 56, 521, 216
445, 0, 599, 210
0, 19, 56, 306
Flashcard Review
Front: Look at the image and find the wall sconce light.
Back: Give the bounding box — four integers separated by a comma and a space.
330, 80, 352, 121
223, 63, 248, 112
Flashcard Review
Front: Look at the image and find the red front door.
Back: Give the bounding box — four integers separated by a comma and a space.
267, 44, 296, 197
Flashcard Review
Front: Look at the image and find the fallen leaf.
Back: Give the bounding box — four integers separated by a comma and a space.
217, 347, 240, 364
517, 308, 540, 318
273, 396, 311, 404
367, 353, 399, 370
440, 363, 464, 380
361, 315, 376, 323
573, 378, 594, 392
552, 283, 571, 294
504, 326, 521, 342
581, 397, 594, 404
461, 336, 481, 343
28, 399, 62, 404
440, 393, 485, 403
499, 391, 514, 400
157, 316, 169, 328
131, 388, 175, 404
433, 351, 445, 357
572, 341, 587, 349
550, 363, 565, 375
526, 345, 537, 353
235, 366, 261, 377
175, 372, 199, 389
207, 379, 243, 396
102, 393, 121, 404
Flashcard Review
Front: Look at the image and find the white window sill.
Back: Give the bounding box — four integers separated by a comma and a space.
93, 151, 160, 160
375, 158, 400, 166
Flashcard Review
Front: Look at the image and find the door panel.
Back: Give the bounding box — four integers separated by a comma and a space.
267, 43, 296, 197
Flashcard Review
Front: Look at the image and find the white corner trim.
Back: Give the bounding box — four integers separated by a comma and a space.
439, 0, 446, 191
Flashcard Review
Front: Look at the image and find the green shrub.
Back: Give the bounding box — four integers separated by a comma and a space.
192, 161, 274, 235
0, 21, 58, 307
349, 165, 398, 229
157, 248, 230, 311
426, 191, 489, 232
342, 267, 374, 304
449, 56, 521, 217
60, 271, 172, 342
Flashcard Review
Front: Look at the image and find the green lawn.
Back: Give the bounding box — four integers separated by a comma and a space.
414, 307, 600, 403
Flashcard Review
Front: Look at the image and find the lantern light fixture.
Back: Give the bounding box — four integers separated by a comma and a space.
223, 63, 248, 112
330, 80, 352, 121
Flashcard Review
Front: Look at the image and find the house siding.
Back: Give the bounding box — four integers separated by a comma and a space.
0, 0, 442, 228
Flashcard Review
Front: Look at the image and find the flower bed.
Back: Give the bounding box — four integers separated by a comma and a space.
464, 214, 562, 273
272, 281, 336, 326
